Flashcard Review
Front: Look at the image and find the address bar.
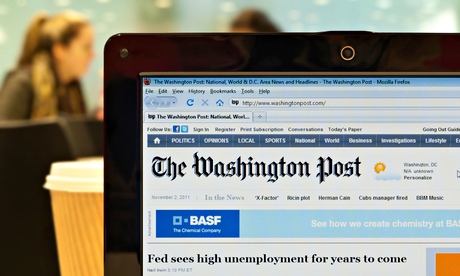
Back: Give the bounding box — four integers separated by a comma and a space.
229, 98, 460, 108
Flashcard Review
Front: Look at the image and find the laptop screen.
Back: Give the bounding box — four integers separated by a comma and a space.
140, 74, 460, 274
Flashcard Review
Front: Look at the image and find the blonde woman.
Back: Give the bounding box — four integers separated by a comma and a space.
0, 11, 94, 120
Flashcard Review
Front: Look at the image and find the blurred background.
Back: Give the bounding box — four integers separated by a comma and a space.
0, 0, 459, 113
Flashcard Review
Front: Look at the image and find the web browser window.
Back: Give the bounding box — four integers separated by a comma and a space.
141, 74, 460, 275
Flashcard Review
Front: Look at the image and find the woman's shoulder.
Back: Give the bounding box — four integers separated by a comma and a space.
0, 67, 34, 99
0, 67, 34, 120
2, 67, 32, 85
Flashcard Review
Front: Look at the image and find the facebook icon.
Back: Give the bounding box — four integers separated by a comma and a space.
173, 125, 180, 133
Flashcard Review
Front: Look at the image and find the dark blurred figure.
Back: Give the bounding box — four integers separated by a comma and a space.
230, 9, 280, 32
0, 11, 94, 120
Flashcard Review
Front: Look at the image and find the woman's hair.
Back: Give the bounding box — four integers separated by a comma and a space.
18, 11, 89, 66
230, 9, 280, 33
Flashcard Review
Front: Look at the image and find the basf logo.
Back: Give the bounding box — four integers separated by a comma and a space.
156, 210, 239, 238
173, 215, 222, 226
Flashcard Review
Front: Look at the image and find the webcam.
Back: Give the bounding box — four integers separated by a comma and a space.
119, 48, 129, 58
340, 46, 355, 61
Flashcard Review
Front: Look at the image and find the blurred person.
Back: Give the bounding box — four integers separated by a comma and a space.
230, 9, 280, 33
0, 11, 94, 120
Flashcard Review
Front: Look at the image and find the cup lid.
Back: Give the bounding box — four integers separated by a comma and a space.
44, 159, 103, 192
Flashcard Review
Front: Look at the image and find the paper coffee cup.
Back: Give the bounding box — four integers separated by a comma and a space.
44, 159, 103, 276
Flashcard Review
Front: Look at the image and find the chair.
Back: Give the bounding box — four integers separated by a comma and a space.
85, 118, 104, 156
58, 117, 104, 158
0, 119, 73, 275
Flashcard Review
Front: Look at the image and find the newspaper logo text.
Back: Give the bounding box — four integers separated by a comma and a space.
316, 156, 361, 183
151, 153, 361, 184
151, 156, 187, 181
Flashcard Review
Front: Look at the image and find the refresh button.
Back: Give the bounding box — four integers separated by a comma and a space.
186, 99, 194, 106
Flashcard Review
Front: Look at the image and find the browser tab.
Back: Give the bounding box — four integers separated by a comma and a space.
144, 112, 253, 122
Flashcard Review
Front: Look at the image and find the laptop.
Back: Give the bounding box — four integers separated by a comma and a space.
104, 33, 460, 275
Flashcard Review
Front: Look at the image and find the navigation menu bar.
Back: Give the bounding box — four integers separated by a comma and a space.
147, 134, 460, 147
